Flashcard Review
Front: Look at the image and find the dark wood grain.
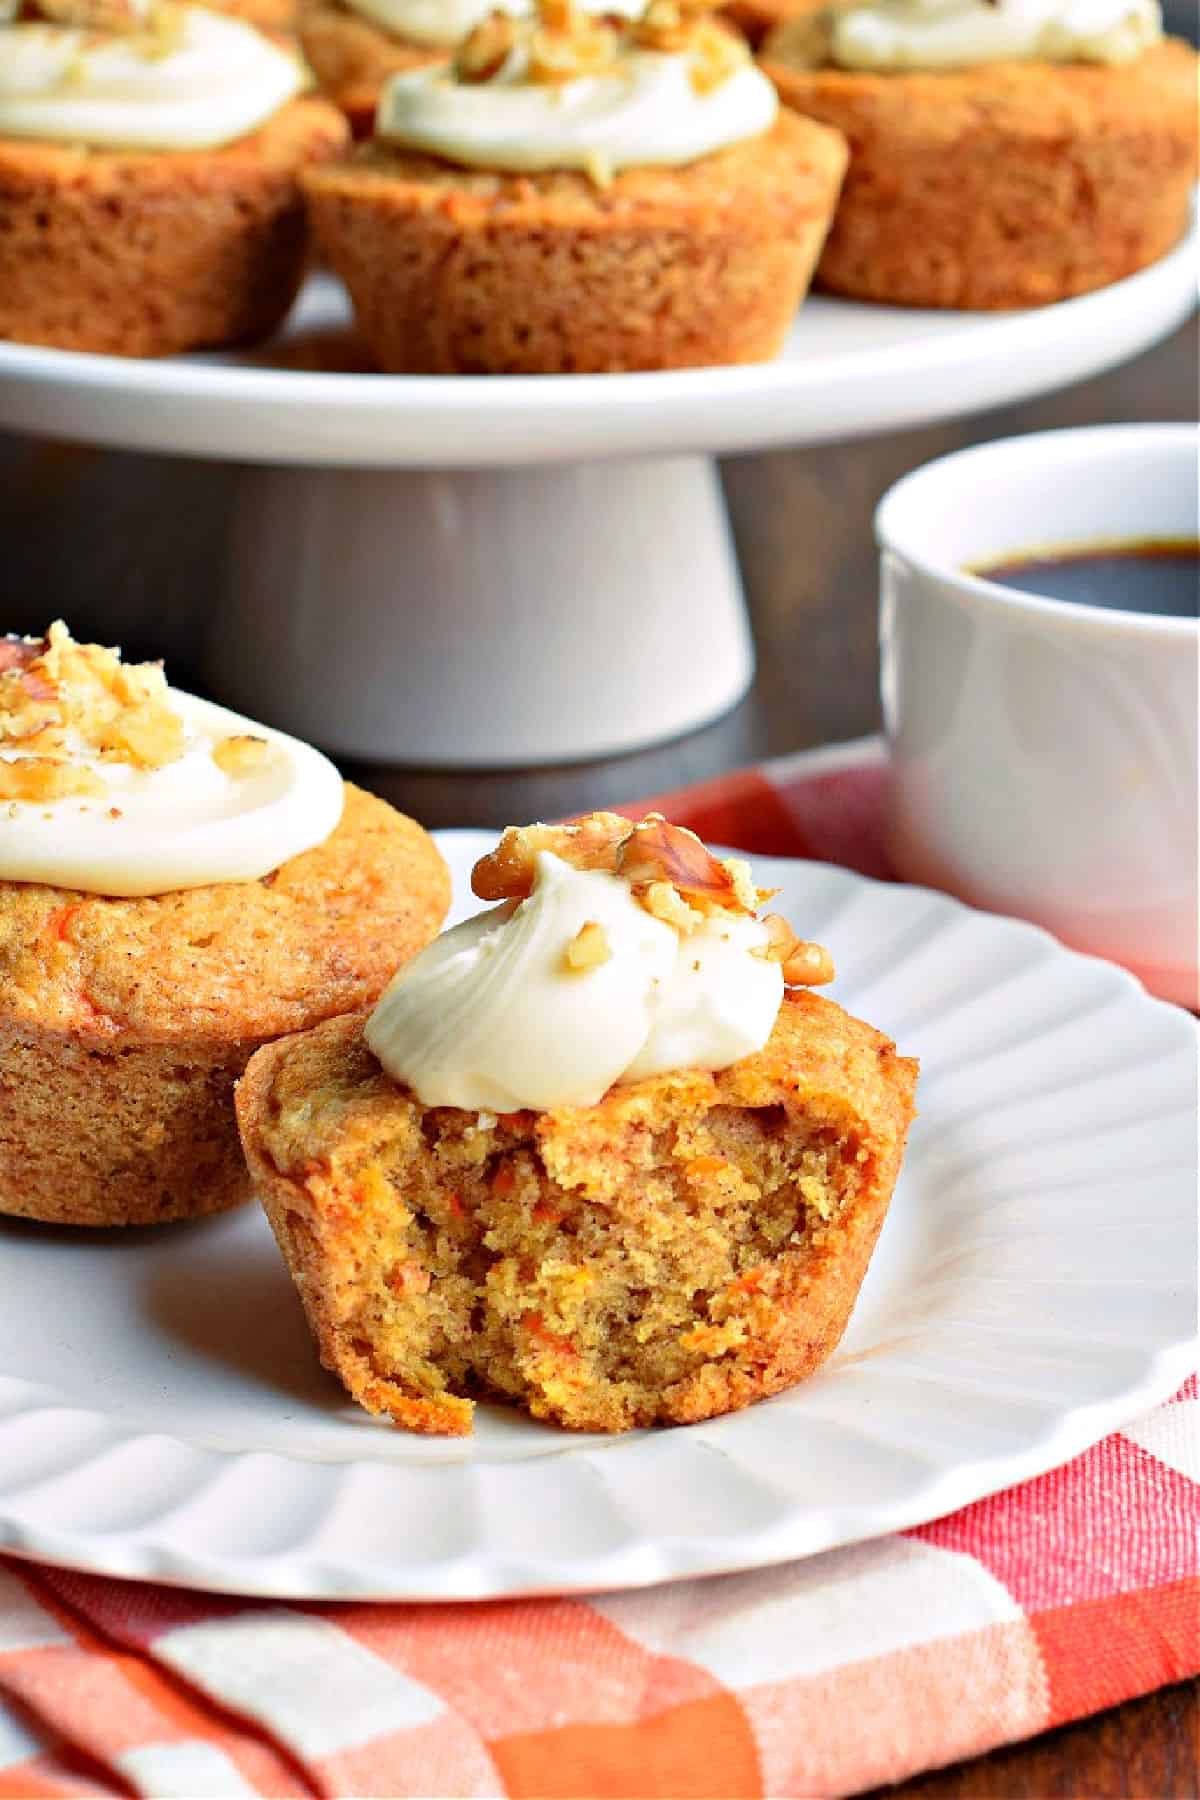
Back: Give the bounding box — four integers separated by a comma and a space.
0, 306, 1194, 1797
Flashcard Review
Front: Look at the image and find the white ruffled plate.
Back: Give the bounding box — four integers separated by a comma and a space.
0, 833, 1194, 1600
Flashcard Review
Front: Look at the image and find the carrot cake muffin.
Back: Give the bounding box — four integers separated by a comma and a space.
298, 0, 644, 138
0, 624, 449, 1227
0, 0, 348, 355
237, 813, 917, 1434
304, 0, 848, 372
760, 0, 1198, 308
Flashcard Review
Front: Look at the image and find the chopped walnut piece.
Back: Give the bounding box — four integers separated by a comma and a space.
529, 5, 619, 81
641, 879, 701, 932
96, 700, 184, 768
0, 636, 44, 677
454, 10, 518, 82
753, 914, 835, 986
139, 0, 187, 56
471, 812, 632, 899
616, 814, 751, 915
564, 919, 612, 971
212, 734, 272, 778
722, 855, 762, 913
473, 810, 833, 984
686, 15, 747, 92
0, 634, 60, 748
635, 0, 720, 47
0, 621, 186, 790
632, 0, 745, 88
0, 757, 104, 802
781, 940, 835, 987
452, 0, 740, 100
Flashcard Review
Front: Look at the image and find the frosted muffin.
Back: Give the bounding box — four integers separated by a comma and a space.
0, 0, 348, 355
238, 813, 917, 1435
760, 0, 1198, 308
305, 0, 848, 372
0, 624, 449, 1227
299, 0, 644, 137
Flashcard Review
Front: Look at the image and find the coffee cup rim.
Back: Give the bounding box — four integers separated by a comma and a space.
875, 424, 1198, 641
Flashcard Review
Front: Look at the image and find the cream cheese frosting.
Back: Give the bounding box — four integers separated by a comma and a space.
829, 0, 1162, 69
365, 850, 785, 1110
375, 4, 778, 174
0, 4, 306, 151
0, 626, 343, 896
347, 0, 641, 50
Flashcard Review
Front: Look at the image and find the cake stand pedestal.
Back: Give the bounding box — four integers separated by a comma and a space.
0, 226, 1194, 767
216, 455, 749, 764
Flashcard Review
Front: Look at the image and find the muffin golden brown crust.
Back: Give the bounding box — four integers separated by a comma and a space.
0, 96, 349, 356
759, 35, 1199, 309
236, 991, 918, 1434
0, 786, 450, 1226
298, 0, 443, 136
304, 109, 848, 372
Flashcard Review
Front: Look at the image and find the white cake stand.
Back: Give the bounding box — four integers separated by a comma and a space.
0, 225, 1194, 766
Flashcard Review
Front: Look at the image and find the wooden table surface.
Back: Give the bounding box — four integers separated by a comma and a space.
1, 310, 1196, 1797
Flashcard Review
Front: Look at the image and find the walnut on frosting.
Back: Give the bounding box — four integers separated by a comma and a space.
454, 10, 520, 81
453, 0, 747, 95
0, 622, 192, 805
633, 0, 746, 89
471, 812, 834, 987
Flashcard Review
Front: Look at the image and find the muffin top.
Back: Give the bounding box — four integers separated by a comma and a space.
365, 812, 834, 1111
767, 0, 1163, 70
0, 625, 450, 1042
0, 0, 307, 149
372, 0, 778, 181
0, 782, 450, 1041
0, 623, 344, 896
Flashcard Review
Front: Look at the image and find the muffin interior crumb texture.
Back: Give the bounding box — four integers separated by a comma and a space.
240, 999, 916, 1433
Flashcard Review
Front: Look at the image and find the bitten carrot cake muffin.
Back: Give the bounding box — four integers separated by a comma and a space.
304, 0, 848, 372
237, 813, 917, 1434
760, 0, 1198, 308
299, 0, 643, 138
0, 624, 449, 1227
0, 0, 348, 355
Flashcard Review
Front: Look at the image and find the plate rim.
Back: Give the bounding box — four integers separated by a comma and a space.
0, 217, 1194, 465
0, 842, 1195, 1601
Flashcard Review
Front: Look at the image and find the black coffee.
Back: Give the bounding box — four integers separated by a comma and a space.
973, 540, 1199, 619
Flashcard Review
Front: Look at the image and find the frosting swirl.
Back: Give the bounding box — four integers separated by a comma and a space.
0, 2, 306, 150
375, 0, 778, 176
366, 814, 835, 1111
0, 624, 343, 896
828, 0, 1161, 69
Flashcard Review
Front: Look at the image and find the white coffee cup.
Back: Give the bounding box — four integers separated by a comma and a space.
878, 424, 1198, 1008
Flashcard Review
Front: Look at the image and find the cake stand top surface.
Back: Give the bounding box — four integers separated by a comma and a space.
0, 220, 1194, 469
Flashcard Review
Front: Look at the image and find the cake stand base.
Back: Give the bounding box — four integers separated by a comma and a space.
205, 454, 752, 767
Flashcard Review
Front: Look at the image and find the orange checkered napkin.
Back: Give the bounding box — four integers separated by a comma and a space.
1, 739, 1196, 1800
